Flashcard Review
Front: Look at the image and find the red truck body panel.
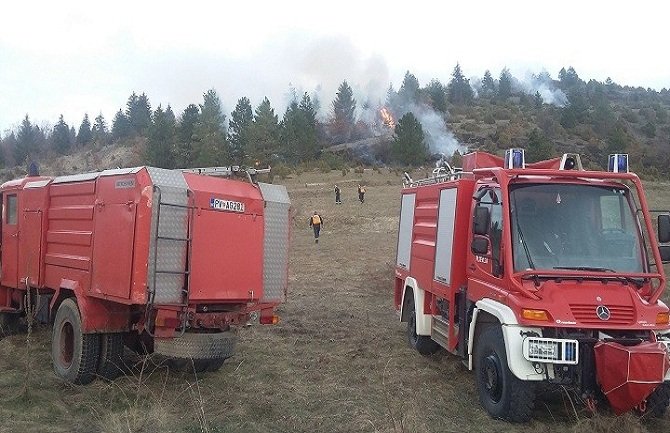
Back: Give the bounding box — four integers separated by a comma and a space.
0, 167, 289, 334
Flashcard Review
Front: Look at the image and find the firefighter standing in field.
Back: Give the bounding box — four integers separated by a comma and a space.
334, 185, 341, 204
309, 211, 324, 243
358, 184, 366, 203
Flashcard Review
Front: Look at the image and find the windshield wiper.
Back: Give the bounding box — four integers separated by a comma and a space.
553, 266, 616, 273
552, 267, 645, 288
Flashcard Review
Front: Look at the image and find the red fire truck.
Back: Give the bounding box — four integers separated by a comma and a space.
0, 166, 289, 384
394, 150, 670, 421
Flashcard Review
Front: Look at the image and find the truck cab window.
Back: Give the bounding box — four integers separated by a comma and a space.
6, 195, 17, 225
490, 196, 503, 275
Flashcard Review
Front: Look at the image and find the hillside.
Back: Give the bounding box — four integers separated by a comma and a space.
1, 67, 670, 181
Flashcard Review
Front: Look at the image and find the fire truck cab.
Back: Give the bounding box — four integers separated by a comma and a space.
394, 151, 670, 421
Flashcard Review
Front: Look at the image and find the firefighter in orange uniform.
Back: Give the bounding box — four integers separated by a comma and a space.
309, 211, 324, 243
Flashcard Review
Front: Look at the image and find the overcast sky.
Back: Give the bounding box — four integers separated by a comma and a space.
1, 0, 669, 134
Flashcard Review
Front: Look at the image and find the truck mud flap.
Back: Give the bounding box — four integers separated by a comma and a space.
153, 330, 237, 360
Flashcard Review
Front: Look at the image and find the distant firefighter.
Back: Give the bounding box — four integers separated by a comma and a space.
358, 184, 366, 203
334, 185, 341, 204
309, 211, 324, 243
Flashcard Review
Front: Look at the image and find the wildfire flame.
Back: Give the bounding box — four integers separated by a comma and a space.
380, 107, 395, 129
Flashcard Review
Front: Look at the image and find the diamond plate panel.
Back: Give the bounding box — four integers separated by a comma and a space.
146, 168, 190, 305
259, 183, 290, 302
147, 167, 189, 190
258, 183, 290, 204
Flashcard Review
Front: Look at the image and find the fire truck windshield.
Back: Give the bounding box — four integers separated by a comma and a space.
510, 183, 645, 273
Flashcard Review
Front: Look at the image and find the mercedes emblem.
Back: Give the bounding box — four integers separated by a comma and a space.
596, 305, 611, 321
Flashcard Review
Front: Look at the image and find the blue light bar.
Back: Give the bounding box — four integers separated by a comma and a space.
504, 148, 525, 169
608, 154, 629, 173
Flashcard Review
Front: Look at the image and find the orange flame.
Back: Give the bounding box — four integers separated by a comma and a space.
380, 107, 395, 129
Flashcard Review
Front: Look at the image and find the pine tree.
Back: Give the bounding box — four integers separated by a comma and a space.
193, 89, 228, 166
398, 71, 421, 107
175, 104, 200, 167
386, 83, 399, 112
248, 97, 280, 165
391, 112, 427, 165
426, 79, 447, 113
228, 97, 254, 165
112, 109, 131, 140
525, 129, 553, 162
497, 68, 513, 100
447, 63, 474, 105
146, 105, 177, 168
281, 92, 319, 164
77, 113, 93, 145
558, 66, 581, 88
15, 115, 39, 164
53, 115, 72, 154
126, 92, 152, 135
481, 70, 496, 97
92, 113, 108, 144
330, 80, 356, 144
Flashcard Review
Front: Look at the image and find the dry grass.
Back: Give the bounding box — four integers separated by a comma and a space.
0, 168, 668, 432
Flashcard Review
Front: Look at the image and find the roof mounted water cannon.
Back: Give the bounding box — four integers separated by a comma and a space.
559, 153, 583, 170
433, 153, 456, 177
608, 154, 629, 173
504, 148, 525, 169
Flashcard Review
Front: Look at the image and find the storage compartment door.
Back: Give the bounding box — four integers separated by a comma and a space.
91, 204, 136, 299
434, 188, 458, 284
396, 193, 415, 270
189, 210, 263, 301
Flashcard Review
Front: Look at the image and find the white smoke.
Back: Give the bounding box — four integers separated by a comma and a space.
403, 103, 465, 156
516, 71, 568, 107
468, 70, 569, 107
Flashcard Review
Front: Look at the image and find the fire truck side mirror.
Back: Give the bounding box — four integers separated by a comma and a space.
473, 206, 490, 236
660, 246, 670, 263
658, 214, 670, 243
471, 236, 489, 255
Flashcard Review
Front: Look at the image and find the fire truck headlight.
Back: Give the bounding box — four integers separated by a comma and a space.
657, 312, 670, 325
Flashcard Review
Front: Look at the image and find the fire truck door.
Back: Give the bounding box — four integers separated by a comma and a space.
1, 193, 19, 288
19, 210, 43, 286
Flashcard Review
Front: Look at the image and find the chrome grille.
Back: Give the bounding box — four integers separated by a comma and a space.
569, 304, 635, 325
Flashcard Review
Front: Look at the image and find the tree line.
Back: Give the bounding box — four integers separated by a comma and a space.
2, 64, 670, 175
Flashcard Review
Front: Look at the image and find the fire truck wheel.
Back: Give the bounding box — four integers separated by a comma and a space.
0, 312, 20, 335
51, 298, 101, 385
406, 297, 440, 355
641, 383, 670, 418
97, 333, 125, 381
474, 325, 536, 422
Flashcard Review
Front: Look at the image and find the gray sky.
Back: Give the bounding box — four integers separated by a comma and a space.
1, 0, 669, 134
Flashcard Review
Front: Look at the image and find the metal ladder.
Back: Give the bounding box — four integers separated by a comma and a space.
146, 185, 194, 334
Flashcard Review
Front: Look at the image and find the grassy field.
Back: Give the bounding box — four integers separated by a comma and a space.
0, 169, 669, 432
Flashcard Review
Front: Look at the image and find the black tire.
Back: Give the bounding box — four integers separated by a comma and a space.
51, 298, 100, 384
643, 383, 670, 418
97, 333, 125, 380
0, 312, 20, 335
474, 325, 536, 422
406, 296, 439, 356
